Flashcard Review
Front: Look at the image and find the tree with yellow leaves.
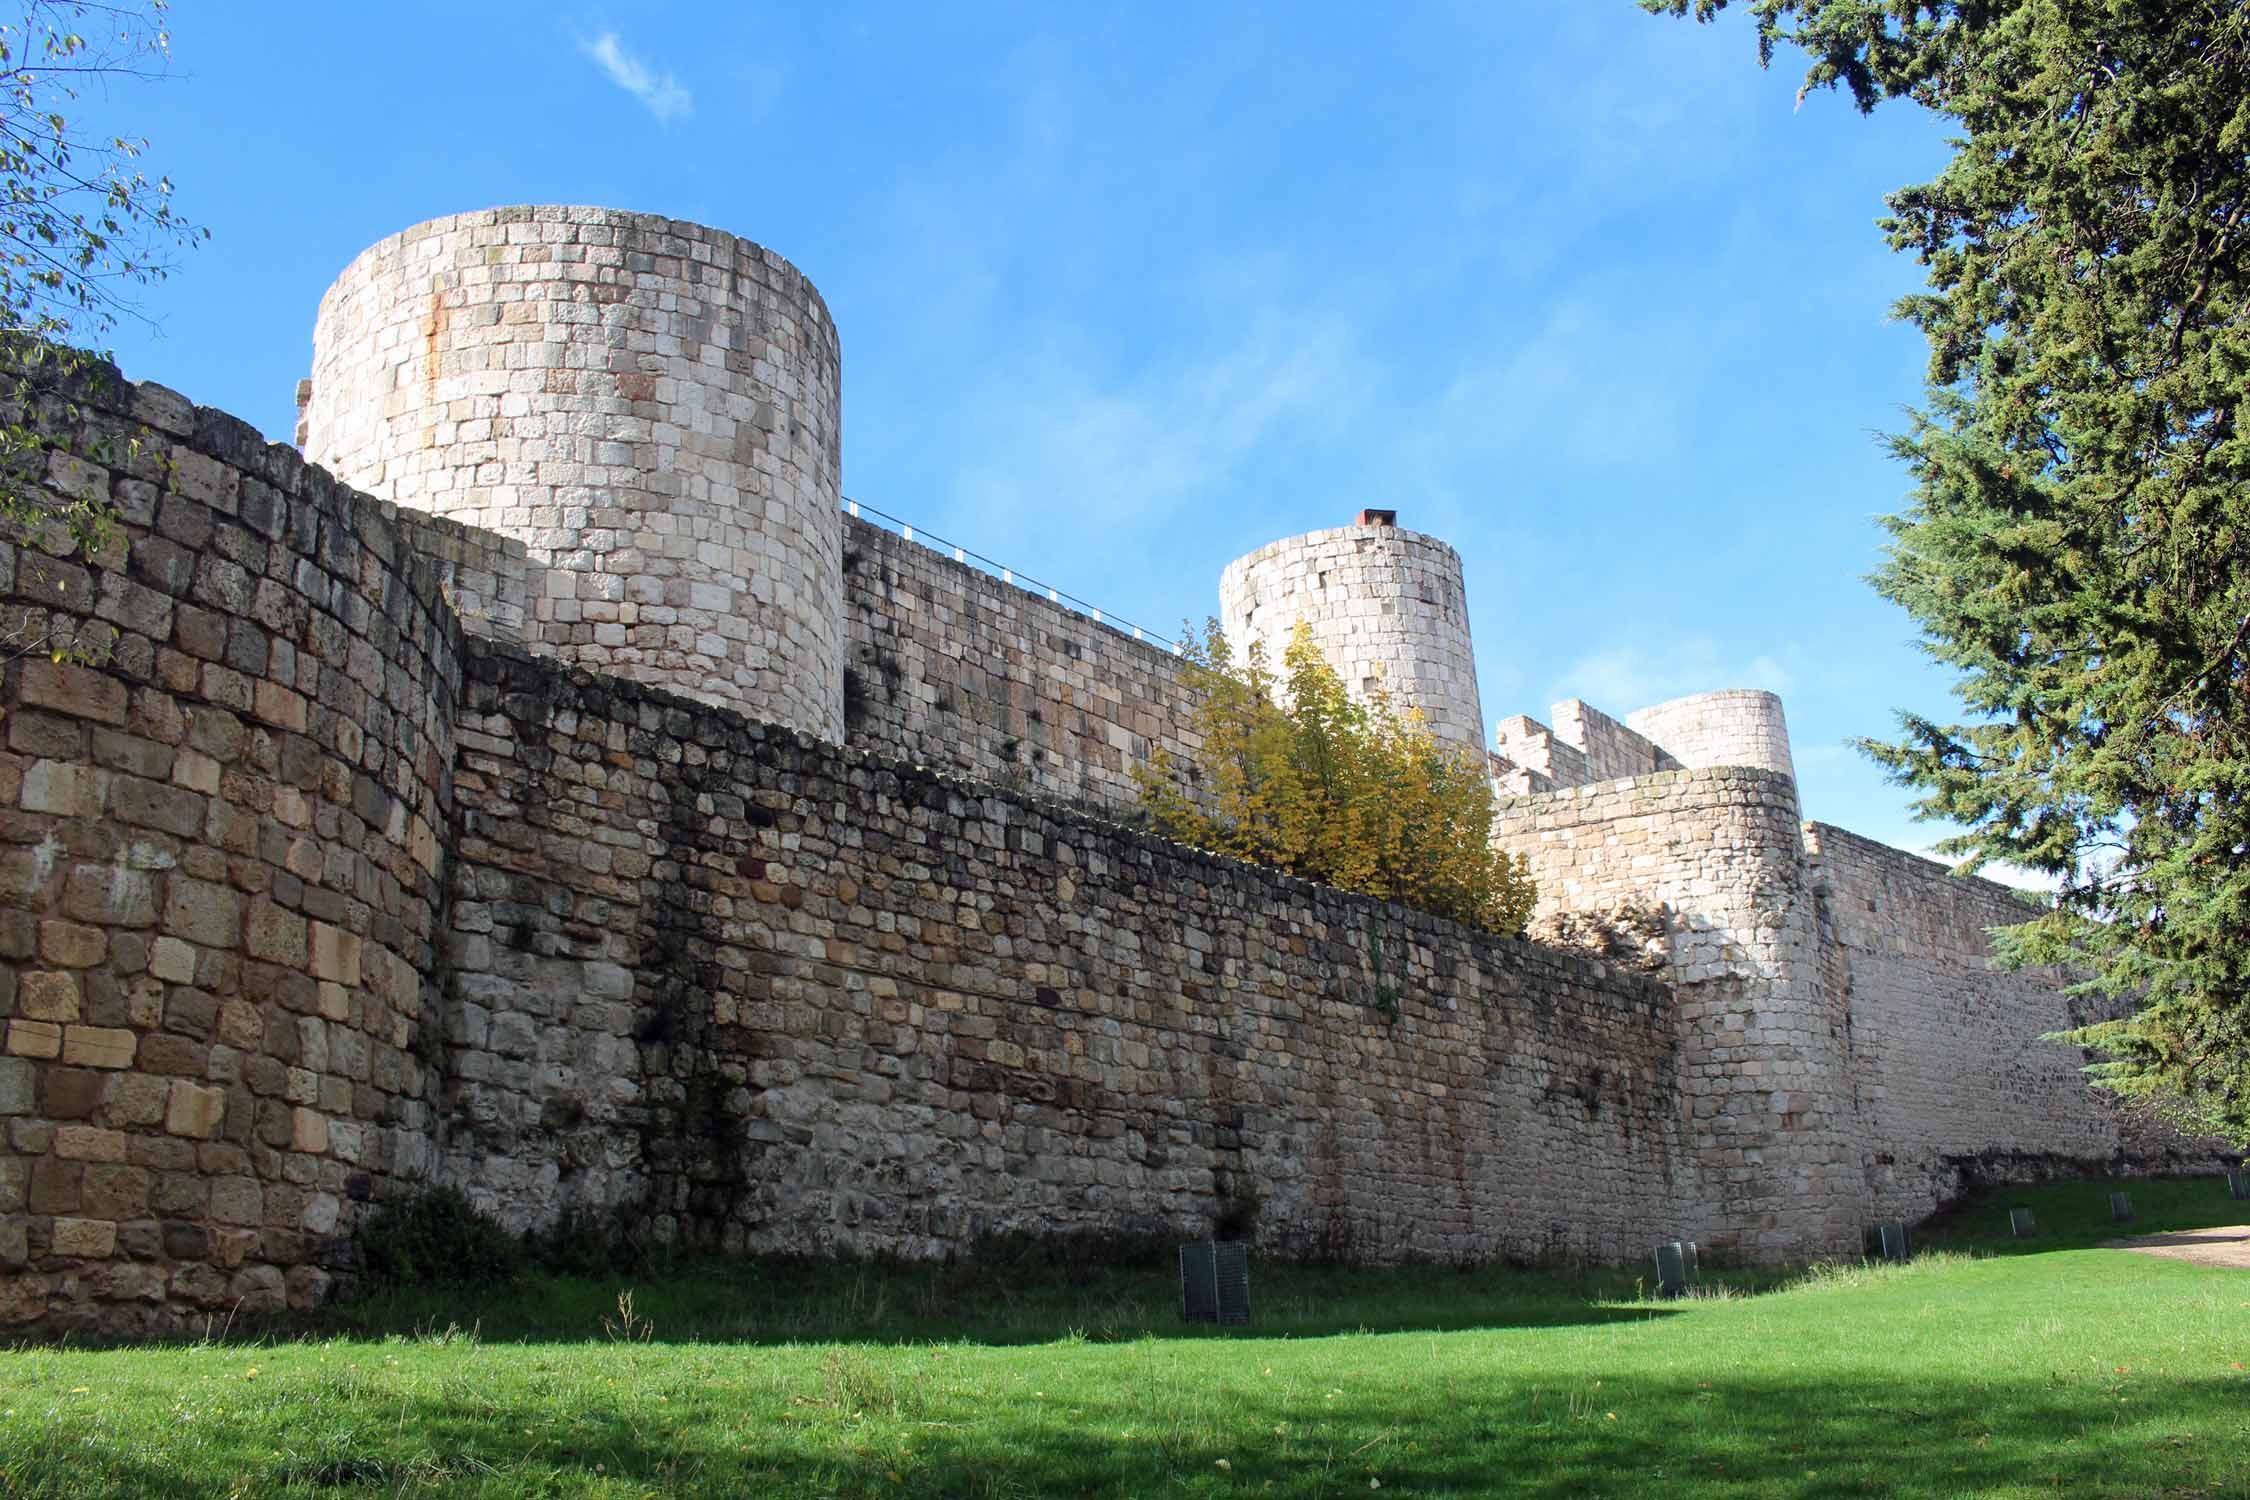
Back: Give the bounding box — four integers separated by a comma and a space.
1135, 620, 1534, 937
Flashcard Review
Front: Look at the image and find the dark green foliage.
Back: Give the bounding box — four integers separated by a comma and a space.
1650, 0, 2250, 1143
522, 1207, 678, 1280
354, 1187, 523, 1288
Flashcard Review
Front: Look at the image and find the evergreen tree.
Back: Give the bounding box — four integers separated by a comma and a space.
1647, 1, 2250, 1142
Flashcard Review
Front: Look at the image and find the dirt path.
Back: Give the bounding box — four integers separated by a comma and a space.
2101, 1224, 2250, 1269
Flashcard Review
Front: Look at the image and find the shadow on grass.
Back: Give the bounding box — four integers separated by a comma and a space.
6, 1366, 2241, 1499
315, 1256, 1688, 1349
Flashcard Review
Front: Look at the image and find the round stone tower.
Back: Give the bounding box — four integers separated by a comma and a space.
1218, 510, 1485, 751
1625, 689, 1795, 781
300, 205, 844, 740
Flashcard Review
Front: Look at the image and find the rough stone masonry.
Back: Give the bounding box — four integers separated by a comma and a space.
0, 205, 2226, 1338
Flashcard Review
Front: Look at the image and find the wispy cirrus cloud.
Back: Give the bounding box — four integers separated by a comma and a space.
578, 31, 692, 122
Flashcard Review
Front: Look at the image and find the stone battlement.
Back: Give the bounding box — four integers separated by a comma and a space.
0, 207, 2224, 1338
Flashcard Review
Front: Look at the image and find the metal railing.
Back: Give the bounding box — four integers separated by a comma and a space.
842, 497, 1179, 653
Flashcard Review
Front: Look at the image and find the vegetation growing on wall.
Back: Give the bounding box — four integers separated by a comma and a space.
1135, 620, 1535, 936
2, 2, 204, 555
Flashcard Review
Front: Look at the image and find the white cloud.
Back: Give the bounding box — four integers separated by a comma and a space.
941, 279, 1361, 540
1910, 844, 2059, 895
1544, 635, 1795, 718
579, 31, 692, 122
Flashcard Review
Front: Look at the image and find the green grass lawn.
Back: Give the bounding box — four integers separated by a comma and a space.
2, 1176, 2245, 1499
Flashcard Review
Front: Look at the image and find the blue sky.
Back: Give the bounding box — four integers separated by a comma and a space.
92, 2, 1990, 864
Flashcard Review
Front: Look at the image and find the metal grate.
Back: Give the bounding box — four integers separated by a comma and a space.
1877, 1222, 1910, 1262
1179, 1241, 1252, 1325
2008, 1207, 2038, 1238
2228, 1170, 2247, 1201
2109, 1191, 2135, 1223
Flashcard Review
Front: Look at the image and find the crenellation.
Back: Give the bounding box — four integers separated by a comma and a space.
0, 204, 2225, 1340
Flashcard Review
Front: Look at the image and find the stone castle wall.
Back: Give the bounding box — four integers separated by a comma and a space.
1492, 770, 1861, 1257
1798, 824, 2197, 1213
439, 641, 1692, 1267
0, 371, 459, 1334
839, 517, 1203, 811
302, 206, 845, 738
1, 202, 2228, 1336
0, 366, 1699, 1336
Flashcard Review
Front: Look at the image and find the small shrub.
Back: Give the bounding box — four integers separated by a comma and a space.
354, 1187, 522, 1288
521, 1202, 688, 1279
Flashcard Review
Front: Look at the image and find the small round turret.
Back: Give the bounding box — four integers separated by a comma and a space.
1625, 689, 1795, 780
1218, 510, 1485, 751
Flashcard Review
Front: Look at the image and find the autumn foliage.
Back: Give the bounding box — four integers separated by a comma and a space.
1134, 620, 1534, 936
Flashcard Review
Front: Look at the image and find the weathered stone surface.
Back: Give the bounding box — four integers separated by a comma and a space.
0, 1057, 31, 1116
18, 972, 81, 1022
303, 206, 843, 739
165, 1081, 227, 1140
61, 1026, 135, 1070
0, 353, 457, 1337
52, 1217, 116, 1258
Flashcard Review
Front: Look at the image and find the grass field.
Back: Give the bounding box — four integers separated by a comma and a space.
2, 1176, 2245, 1498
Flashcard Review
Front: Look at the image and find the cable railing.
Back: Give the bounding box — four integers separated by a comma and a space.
842, 496, 1180, 653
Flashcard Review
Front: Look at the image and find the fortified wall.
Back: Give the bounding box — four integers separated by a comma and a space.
0, 206, 2223, 1336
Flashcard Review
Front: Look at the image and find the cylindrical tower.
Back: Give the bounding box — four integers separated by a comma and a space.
1218, 510, 1485, 751
1625, 689, 1795, 781
300, 205, 844, 739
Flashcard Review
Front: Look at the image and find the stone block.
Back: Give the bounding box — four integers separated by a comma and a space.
161, 1220, 210, 1259
109, 775, 206, 838
17, 660, 127, 725
81, 1164, 150, 1219
309, 923, 361, 986
139, 1033, 209, 1077
61, 1026, 135, 1069
54, 1125, 127, 1162
290, 1108, 328, 1154
51, 1217, 117, 1258
165, 1081, 227, 1139
246, 901, 308, 966
172, 749, 221, 794
0, 1056, 30, 1115
27, 1157, 81, 1214
62, 864, 158, 928
209, 1176, 262, 1226
582, 960, 632, 999
162, 879, 243, 949
6, 1020, 62, 1059
149, 936, 197, 984
40, 1067, 103, 1119
17, 972, 80, 1023
37, 922, 106, 969
19, 760, 97, 816
105, 1072, 167, 1126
